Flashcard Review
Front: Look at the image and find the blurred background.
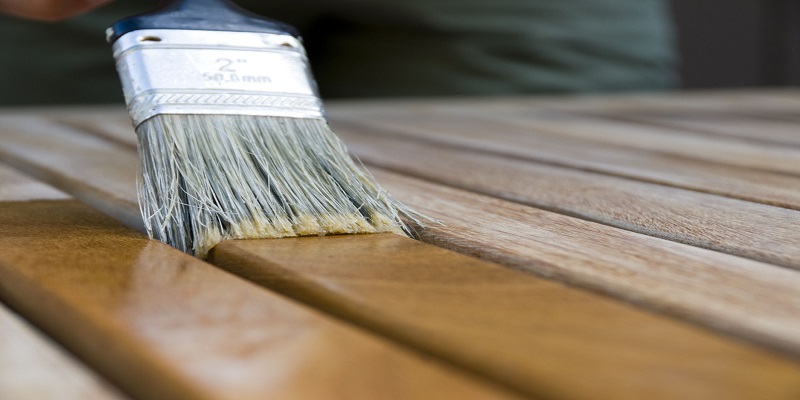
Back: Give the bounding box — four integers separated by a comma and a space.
0, 0, 797, 105
671, 0, 800, 88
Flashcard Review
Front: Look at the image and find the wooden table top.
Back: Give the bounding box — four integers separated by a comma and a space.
0, 89, 799, 399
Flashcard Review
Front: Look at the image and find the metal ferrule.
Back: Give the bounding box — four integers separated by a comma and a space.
111, 29, 324, 127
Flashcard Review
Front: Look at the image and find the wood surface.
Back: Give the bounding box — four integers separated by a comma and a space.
368, 169, 800, 353
8, 109, 800, 351
0, 161, 69, 202
0, 167, 124, 400
0, 293, 126, 400
335, 127, 800, 270
329, 110, 800, 210
211, 234, 800, 400
0, 166, 517, 400
0, 116, 142, 230
3, 108, 800, 398
594, 111, 800, 147
477, 111, 800, 175
538, 89, 800, 115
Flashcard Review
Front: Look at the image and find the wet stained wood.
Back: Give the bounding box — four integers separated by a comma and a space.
0, 166, 124, 400
0, 168, 519, 400
2, 108, 800, 399
211, 233, 800, 400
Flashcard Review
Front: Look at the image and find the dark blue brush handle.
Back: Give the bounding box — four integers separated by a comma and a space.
108, 0, 298, 43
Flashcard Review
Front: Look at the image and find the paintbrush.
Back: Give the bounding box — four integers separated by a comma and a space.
106, 0, 422, 257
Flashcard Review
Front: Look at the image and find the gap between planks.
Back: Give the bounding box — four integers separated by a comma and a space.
332, 125, 800, 271
0, 165, 520, 400
1, 112, 800, 398
0, 301, 128, 400
6, 111, 800, 354
327, 110, 800, 211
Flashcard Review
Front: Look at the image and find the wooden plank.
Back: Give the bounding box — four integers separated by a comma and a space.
335, 128, 800, 270
340, 107, 800, 176
0, 302, 126, 400
3, 112, 800, 398
328, 110, 800, 210
591, 111, 800, 147
0, 162, 69, 202
0, 168, 518, 400
0, 116, 142, 230
367, 169, 800, 354
486, 111, 800, 174
211, 234, 800, 400
545, 89, 800, 114
321, 89, 800, 123
0, 166, 124, 400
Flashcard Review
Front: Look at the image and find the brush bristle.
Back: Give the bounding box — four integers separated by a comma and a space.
136, 114, 424, 257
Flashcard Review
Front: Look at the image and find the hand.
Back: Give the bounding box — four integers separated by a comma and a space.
0, 0, 113, 21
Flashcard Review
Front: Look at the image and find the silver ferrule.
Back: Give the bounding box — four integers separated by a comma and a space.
111, 29, 324, 127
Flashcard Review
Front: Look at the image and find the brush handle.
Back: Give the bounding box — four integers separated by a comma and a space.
107, 0, 298, 43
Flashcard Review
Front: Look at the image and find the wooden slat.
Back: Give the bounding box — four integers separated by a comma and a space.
476, 111, 800, 175
329, 111, 800, 210
0, 116, 142, 230
0, 168, 517, 400
0, 166, 124, 400
591, 111, 800, 147
543, 89, 800, 115
368, 169, 800, 353
0, 303, 126, 400
211, 234, 800, 400
3, 111, 800, 398
335, 128, 800, 270
0, 162, 69, 202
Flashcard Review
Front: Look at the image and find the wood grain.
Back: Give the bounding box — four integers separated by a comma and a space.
5, 107, 800, 351
0, 165, 123, 399
541, 89, 800, 115
211, 233, 800, 400
0, 116, 142, 230
594, 111, 800, 147
336, 128, 800, 270
368, 169, 800, 356
3, 110, 800, 398
478, 111, 800, 176
329, 111, 800, 210
0, 162, 69, 202
0, 301, 126, 400
0, 168, 518, 400
5, 108, 800, 354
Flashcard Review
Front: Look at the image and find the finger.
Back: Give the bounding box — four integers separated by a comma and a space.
0, 0, 113, 22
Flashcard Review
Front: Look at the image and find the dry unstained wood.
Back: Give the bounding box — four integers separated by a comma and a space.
336, 128, 800, 270
594, 111, 800, 147
0, 205, 517, 398
3, 112, 800, 398
478, 111, 800, 175
329, 112, 800, 210
0, 301, 127, 400
211, 234, 800, 400
0, 163, 69, 202
0, 116, 142, 230
542, 89, 800, 115
336, 105, 800, 176
324, 89, 800, 126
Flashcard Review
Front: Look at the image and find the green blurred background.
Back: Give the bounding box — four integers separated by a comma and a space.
1, 0, 797, 105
